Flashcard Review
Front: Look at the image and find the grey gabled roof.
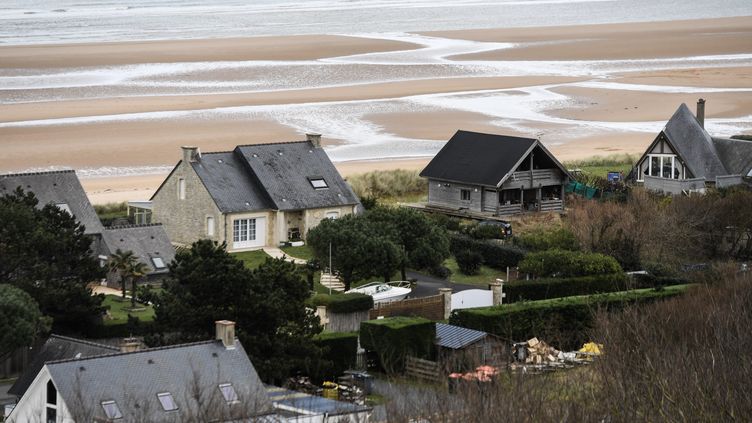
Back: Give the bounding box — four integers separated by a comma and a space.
420, 130, 539, 186
663, 104, 729, 180
8, 335, 118, 398
191, 151, 273, 213
46, 340, 275, 422
436, 323, 487, 349
0, 170, 103, 234
711, 136, 752, 177
235, 141, 360, 211
101, 224, 176, 275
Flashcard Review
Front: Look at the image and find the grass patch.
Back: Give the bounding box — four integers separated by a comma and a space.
281, 245, 314, 261
102, 295, 155, 326
565, 154, 635, 178
233, 250, 273, 269
444, 258, 507, 286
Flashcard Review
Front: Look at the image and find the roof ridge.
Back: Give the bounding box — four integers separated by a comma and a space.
45, 339, 218, 366
234, 140, 309, 149
105, 223, 164, 230
455, 129, 538, 142
48, 334, 120, 351
0, 169, 75, 178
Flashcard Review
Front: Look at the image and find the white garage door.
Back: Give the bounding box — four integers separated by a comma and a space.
231, 217, 266, 249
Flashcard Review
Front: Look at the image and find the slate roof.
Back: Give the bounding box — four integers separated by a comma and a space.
662, 104, 728, 180
420, 130, 539, 186
186, 141, 359, 213
0, 170, 103, 234
711, 136, 752, 177
236, 142, 360, 211
44, 339, 276, 422
190, 151, 273, 213
101, 224, 176, 275
8, 335, 119, 398
436, 323, 488, 350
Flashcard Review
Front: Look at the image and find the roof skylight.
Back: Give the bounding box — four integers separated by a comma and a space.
308, 178, 328, 189
151, 257, 166, 269
101, 400, 123, 419
157, 392, 178, 411
219, 383, 239, 404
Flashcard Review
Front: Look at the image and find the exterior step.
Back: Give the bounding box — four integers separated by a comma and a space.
320, 272, 345, 292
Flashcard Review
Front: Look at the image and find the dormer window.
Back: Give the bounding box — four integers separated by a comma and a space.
101, 400, 123, 419
151, 257, 166, 270
219, 383, 239, 404
308, 177, 328, 190
157, 392, 178, 411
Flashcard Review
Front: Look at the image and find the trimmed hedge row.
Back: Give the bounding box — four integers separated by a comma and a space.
505, 273, 629, 303
308, 293, 374, 313
313, 331, 359, 381
450, 285, 689, 350
518, 249, 622, 277
449, 233, 526, 269
360, 316, 435, 373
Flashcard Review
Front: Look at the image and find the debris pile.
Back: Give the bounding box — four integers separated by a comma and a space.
510, 338, 602, 372
448, 365, 500, 383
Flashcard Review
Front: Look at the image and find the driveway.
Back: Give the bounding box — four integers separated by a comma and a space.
406, 270, 478, 298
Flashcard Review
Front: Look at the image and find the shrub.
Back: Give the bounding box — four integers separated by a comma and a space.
360, 317, 435, 373
463, 223, 505, 240
518, 249, 622, 278
449, 233, 526, 269
313, 331, 359, 381
347, 169, 426, 199
450, 285, 688, 349
505, 273, 629, 303
455, 250, 483, 275
427, 213, 462, 231
308, 293, 374, 313
428, 265, 452, 279
515, 227, 579, 251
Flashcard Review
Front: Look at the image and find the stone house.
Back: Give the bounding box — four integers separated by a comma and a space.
631, 99, 752, 194
420, 130, 571, 216
151, 135, 360, 252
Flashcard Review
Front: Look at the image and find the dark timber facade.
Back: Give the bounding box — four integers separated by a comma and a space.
420, 130, 571, 216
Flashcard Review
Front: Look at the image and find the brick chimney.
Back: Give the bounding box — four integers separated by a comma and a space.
215, 320, 236, 349
120, 337, 141, 353
696, 98, 705, 128
181, 146, 200, 163
306, 133, 322, 148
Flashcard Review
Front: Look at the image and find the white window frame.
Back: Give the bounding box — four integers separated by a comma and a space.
638, 154, 680, 182
219, 383, 239, 404
309, 178, 328, 190
233, 218, 257, 248
157, 392, 178, 411
325, 211, 340, 220
55, 203, 72, 216
206, 216, 215, 237
178, 178, 186, 200
151, 257, 166, 270
460, 189, 471, 201
101, 400, 123, 420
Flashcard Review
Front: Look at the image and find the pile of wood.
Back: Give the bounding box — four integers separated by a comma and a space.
523, 337, 561, 364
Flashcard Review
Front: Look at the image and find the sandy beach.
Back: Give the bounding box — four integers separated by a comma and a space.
1, 16, 751, 204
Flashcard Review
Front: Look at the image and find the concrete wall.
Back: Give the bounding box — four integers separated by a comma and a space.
644, 175, 706, 195
716, 174, 743, 188
427, 179, 483, 212
152, 161, 223, 247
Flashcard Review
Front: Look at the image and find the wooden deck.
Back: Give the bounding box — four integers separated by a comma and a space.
402, 202, 563, 221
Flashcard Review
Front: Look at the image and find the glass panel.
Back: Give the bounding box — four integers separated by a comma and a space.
102, 401, 123, 419
219, 383, 239, 403
55, 203, 71, 216
233, 220, 240, 242
310, 178, 328, 189
46, 407, 56, 423
47, 380, 57, 405
650, 156, 660, 177
157, 393, 178, 411
249, 219, 256, 241
325, 211, 339, 219
673, 158, 681, 179
207, 217, 215, 236
661, 157, 672, 178
152, 257, 165, 269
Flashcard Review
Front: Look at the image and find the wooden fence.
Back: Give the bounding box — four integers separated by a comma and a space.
369, 294, 445, 320
405, 356, 441, 384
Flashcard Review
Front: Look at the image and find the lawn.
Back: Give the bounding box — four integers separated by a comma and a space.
233, 250, 273, 269
103, 294, 155, 326
281, 244, 314, 261
444, 258, 507, 286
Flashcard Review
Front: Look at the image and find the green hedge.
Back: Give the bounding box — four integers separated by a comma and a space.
450, 285, 689, 350
308, 293, 374, 313
360, 317, 435, 373
632, 274, 690, 289
313, 331, 359, 381
518, 249, 622, 277
505, 273, 629, 303
449, 233, 526, 269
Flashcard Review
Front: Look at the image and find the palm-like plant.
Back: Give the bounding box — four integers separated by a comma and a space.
128, 261, 150, 308
108, 249, 137, 299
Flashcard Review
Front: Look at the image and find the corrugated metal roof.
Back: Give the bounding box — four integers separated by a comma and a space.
436, 323, 487, 349
265, 385, 370, 416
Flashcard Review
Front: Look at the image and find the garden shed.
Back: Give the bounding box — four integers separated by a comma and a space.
436, 323, 506, 373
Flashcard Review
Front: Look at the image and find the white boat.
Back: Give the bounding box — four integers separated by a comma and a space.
346, 281, 412, 304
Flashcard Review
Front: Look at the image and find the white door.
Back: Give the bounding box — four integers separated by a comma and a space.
231, 217, 266, 249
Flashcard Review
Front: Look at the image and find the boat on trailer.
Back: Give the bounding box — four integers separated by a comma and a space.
346, 281, 412, 304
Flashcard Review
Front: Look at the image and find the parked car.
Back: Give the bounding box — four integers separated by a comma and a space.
478, 220, 513, 238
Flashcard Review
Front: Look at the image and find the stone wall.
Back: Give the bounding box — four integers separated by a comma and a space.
151, 160, 223, 247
